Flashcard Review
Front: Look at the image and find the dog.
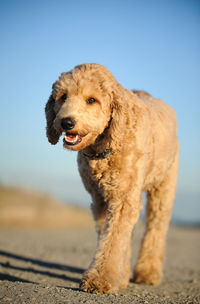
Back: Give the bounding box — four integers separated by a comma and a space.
45, 63, 179, 294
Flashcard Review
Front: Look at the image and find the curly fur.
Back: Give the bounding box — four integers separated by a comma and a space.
45, 63, 179, 294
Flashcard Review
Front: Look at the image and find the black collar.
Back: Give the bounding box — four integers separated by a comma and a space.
83, 148, 112, 160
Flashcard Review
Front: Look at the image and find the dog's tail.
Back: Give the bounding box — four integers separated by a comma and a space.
132, 90, 151, 98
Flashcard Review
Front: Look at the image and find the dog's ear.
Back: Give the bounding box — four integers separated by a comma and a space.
107, 85, 127, 147
45, 94, 61, 145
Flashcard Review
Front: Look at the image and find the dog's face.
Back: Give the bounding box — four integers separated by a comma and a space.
45, 64, 117, 151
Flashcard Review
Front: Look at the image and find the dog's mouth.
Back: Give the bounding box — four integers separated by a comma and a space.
63, 133, 83, 146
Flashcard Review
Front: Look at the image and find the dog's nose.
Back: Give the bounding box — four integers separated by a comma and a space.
61, 117, 76, 130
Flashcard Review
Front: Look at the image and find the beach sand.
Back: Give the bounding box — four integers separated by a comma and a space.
0, 186, 199, 303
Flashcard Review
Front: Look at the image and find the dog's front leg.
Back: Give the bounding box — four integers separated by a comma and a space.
80, 188, 141, 294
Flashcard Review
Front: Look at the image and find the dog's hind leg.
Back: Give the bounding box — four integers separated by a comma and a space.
134, 151, 179, 285
91, 195, 107, 237
119, 239, 132, 290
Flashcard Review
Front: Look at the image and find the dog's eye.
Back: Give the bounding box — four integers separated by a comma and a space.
60, 93, 67, 103
86, 97, 97, 104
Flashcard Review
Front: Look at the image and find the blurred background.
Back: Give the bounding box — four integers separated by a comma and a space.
0, 0, 199, 225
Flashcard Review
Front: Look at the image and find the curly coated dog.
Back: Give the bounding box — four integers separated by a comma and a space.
45, 63, 179, 294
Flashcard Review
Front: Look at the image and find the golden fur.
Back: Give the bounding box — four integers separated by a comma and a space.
45, 63, 179, 294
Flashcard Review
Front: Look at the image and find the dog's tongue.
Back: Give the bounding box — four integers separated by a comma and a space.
64, 134, 81, 144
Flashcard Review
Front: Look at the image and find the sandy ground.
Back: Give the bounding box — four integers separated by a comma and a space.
0, 223, 200, 304
0, 185, 93, 229
0, 185, 200, 303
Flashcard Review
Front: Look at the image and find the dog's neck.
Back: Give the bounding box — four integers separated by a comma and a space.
82, 114, 113, 160
83, 147, 112, 160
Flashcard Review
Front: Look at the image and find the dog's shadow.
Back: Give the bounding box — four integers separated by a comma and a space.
0, 249, 84, 288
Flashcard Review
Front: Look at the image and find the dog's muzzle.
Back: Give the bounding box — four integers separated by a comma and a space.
61, 117, 76, 131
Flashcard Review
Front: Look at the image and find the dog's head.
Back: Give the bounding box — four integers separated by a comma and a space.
45, 63, 124, 151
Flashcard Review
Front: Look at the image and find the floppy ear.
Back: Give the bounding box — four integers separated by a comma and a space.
45, 94, 61, 145
107, 86, 127, 148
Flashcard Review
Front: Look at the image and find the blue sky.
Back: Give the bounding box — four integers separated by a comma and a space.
0, 0, 199, 223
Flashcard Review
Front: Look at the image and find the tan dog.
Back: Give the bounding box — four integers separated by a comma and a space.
45, 63, 179, 294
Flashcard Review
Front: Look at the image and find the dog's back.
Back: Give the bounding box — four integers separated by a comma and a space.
131, 89, 178, 190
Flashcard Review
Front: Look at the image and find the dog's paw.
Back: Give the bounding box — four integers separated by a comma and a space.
80, 274, 116, 294
134, 264, 162, 285
119, 272, 130, 290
